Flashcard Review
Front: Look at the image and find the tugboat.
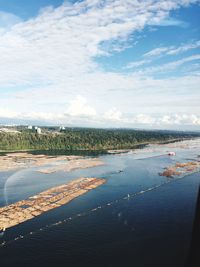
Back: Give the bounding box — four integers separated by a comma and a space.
0, 227, 6, 237
168, 151, 176, 156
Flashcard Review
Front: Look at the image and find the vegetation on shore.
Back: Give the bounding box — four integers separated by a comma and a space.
0, 127, 199, 151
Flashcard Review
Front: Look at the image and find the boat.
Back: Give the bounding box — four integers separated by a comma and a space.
0, 227, 6, 236
168, 151, 176, 156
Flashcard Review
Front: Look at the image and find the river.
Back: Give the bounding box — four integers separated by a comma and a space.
0, 139, 200, 267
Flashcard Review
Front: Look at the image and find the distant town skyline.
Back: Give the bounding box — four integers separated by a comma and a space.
0, 0, 200, 130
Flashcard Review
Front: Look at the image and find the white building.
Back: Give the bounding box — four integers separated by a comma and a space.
36, 127, 41, 134
59, 126, 65, 131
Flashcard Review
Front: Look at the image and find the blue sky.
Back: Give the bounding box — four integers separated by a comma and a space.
0, 0, 200, 130
0, 0, 64, 19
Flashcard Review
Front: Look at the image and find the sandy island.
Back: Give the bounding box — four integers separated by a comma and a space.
38, 158, 104, 174
0, 153, 104, 173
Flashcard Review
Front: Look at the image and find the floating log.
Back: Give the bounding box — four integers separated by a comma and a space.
0, 177, 105, 230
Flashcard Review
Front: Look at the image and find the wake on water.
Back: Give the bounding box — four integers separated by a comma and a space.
3, 168, 33, 206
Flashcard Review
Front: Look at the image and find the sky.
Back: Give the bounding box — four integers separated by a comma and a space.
0, 0, 200, 130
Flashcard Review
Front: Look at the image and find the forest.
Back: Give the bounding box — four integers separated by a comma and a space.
0, 128, 199, 151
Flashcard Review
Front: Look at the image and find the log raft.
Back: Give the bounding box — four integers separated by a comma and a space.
0, 177, 105, 230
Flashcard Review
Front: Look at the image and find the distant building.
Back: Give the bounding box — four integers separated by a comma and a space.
27, 125, 32, 130
36, 127, 42, 134
59, 126, 65, 131
33, 126, 41, 134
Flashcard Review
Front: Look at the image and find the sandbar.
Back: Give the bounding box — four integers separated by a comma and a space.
0, 153, 104, 173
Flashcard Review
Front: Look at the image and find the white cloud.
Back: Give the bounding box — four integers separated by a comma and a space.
1, 104, 200, 128
127, 113, 200, 126
0, 107, 66, 123
104, 107, 122, 121
143, 47, 172, 58
138, 54, 200, 74
133, 114, 156, 125
126, 40, 200, 70
160, 114, 200, 125
143, 40, 200, 58
0, 0, 199, 88
0, 107, 19, 119
161, 115, 173, 124
191, 114, 200, 125
66, 95, 96, 117
0, 1, 199, 129
167, 40, 200, 55
125, 59, 151, 69
150, 17, 189, 27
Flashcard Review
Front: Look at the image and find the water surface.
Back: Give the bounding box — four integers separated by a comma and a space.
0, 139, 200, 267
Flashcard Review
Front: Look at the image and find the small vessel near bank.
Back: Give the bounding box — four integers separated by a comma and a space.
0, 227, 6, 236
168, 151, 176, 156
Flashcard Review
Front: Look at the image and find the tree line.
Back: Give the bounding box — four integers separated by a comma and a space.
0, 128, 199, 151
